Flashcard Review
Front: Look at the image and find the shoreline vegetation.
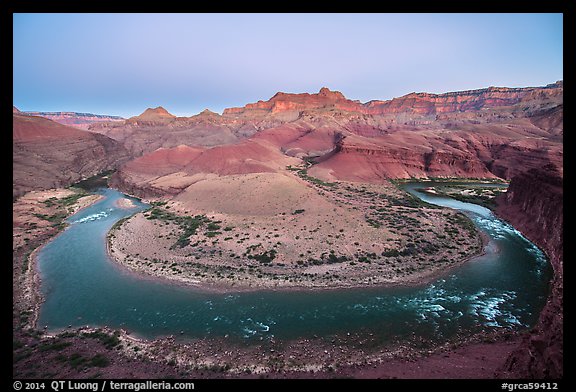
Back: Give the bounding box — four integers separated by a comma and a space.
391, 177, 510, 185
13, 171, 522, 378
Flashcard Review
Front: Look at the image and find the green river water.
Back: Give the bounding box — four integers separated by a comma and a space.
37, 183, 552, 346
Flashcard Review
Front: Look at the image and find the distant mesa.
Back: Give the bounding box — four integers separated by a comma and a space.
15, 109, 124, 130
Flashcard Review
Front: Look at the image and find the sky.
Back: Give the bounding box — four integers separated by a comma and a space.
13, 13, 563, 118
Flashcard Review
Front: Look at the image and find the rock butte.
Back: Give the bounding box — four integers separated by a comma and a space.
12, 82, 563, 378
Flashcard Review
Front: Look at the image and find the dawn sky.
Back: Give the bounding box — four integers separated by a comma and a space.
13, 13, 563, 118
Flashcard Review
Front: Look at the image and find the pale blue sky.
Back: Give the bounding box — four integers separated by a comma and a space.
13, 13, 563, 118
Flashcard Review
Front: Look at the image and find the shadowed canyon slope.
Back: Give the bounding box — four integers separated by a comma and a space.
89, 105, 271, 156
13, 113, 129, 198
111, 140, 299, 198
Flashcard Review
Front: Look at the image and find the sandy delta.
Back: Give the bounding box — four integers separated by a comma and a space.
107, 171, 484, 292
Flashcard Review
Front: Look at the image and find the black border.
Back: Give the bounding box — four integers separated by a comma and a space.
7, 3, 570, 388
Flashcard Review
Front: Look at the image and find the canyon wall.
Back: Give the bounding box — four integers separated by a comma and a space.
495, 165, 563, 378
13, 114, 130, 198
364, 82, 562, 115
223, 82, 562, 117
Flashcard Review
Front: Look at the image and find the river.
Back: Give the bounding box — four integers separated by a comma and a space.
37, 184, 552, 346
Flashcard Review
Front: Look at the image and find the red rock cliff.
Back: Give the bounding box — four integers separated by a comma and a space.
364, 82, 562, 115
223, 87, 355, 115
222, 82, 562, 117
495, 165, 563, 378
